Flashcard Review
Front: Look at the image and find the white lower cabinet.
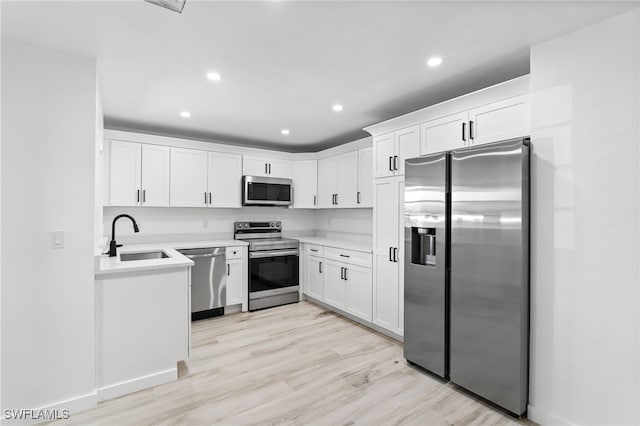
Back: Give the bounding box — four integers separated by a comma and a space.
323, 260, 346, 310
344, 264, 372, 322
305, 255, 324, 300
301, 243, 374, 330
226, 259, 242, 306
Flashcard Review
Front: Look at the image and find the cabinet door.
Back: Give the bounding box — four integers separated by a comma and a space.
267, 158, 293, 179
336, 151, 358, 208
169, 148, 208, 207
243, 155, 269, 177
109, 140, 141, 206
226, 259, 243, 306
357, 147, 373, 208
317, 156, 337, 208
373, 253, 399, 330
305, 255, 324, 300
344, 264, 372, 322
420, 111, 469, 155
468, 94, 530, 145
141, 144, 170, 207
323, 260, 346, 310
373, 133, 395, 178
208, 152, 242, 208
394, 125, 421, 176
373, 177, 402, 332
292, 160, 317, 209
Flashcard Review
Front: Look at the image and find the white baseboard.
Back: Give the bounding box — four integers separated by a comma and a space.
23, 391, 98, 424
528, 404, 575, 426
97, 368, 177, 402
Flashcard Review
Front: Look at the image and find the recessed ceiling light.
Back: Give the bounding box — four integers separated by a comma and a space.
180, 111, 191, 118
207, 72, 221, 81
427, 57, 443, 67
332, 104, 343, 112
281, 129, 290, 135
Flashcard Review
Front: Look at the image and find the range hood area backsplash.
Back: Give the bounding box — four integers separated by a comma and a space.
102, 206, 372, 245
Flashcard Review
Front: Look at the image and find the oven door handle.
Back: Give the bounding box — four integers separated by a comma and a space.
249, 249, 300, 259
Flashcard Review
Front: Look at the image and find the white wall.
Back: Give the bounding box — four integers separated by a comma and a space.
1, 39, 98, 414
529, 9, 640, 425
316, 208, 373, 239
103, 206, 319, 244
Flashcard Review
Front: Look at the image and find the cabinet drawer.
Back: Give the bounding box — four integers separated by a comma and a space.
324, 247, 372, 268
226, 246, 243, 259
304, 244, 324, 257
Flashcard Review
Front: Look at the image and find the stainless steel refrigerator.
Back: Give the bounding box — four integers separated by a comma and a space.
404, 138, 530, 416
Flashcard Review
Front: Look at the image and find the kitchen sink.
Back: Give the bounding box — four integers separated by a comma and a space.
120, 251, 169, 261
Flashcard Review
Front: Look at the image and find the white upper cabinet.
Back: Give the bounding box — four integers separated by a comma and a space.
109, 140, 142, 206
468, 94, 531, 145
357, 147, 373, 207
243, 155, 292, 179
373, 133, 395, 178
393, 125, 421, 175
421, 112, 469, 155
170, 148, 208, 207
373, 126, 420, 178
292, 160, 318, 209
336, 151, 358, 208
140, 144, 170, 207
317, 156, 337, 208
208, 152, 242, 208
108, 140, 170, 207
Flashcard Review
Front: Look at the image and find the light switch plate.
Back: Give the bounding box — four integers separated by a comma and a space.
51, 230, 65, 249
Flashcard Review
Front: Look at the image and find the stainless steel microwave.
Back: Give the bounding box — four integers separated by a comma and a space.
242, 176, 292, 206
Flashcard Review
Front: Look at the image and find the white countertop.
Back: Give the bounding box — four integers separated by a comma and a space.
294, 236, 372, 253
95, 239, 248, 277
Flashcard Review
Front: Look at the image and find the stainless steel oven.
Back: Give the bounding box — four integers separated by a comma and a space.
242, 176, 292, 206
234, 221, 299, 311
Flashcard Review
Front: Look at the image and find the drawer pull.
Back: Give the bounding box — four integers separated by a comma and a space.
310, 249, 318, 252
339, 254, 350, 258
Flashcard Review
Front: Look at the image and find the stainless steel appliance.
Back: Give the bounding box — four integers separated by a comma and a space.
234, 221, 299, 311
404, 138, 530, 416
242, 176, 292, 206
178, 247, 226, 321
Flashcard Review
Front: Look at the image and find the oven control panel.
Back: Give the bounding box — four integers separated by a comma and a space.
235, 221, 282, 231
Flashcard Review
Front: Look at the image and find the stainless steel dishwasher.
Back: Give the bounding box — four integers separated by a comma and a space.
178, 247, 226, 321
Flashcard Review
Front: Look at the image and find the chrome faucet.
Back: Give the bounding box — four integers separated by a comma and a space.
108, 214, 140, 257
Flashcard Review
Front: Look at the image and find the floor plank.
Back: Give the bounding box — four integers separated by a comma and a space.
57, 301, 534, 426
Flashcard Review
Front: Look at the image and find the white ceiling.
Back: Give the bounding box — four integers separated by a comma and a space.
2, 1, 637, 152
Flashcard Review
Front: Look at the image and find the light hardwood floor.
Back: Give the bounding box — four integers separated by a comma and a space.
59, 301, 533, 425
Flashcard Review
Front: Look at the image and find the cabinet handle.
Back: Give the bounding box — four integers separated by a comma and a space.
268, 163, 271, 175
227, 263, 230, 276
340, 267, 344, 280
209, 192, 212, 204
142, 190, 146, 203
137, 189, 140, 203
335, 194, 338, 205
265, 163, 268, 174
339, 254, 350, 258
469, 120, 474, 140
462, 122, 466, 142
357, 191, 361, 204
389, 156, 393, 172
394, 155, 399, 171
319, 261, 322, 273
313, 195, 317, 206
393, 247, 399, 262
344, 267, 348, 281
389, 247, 393, 262
204, 192, 208, 205
310, 248, 318, 252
